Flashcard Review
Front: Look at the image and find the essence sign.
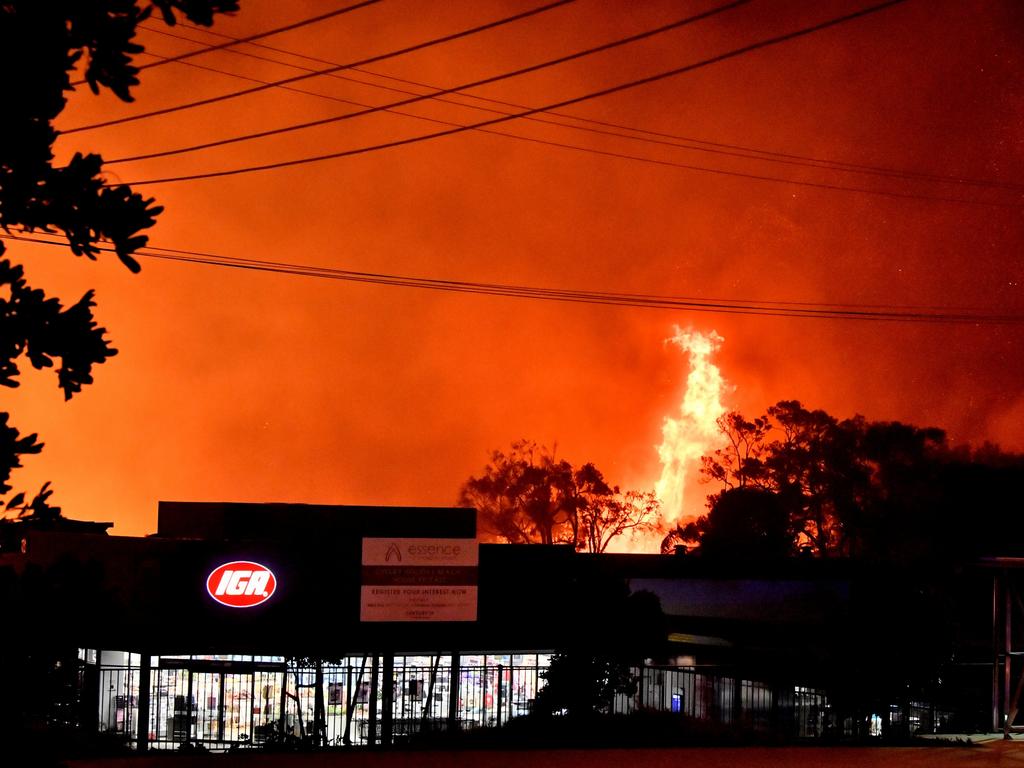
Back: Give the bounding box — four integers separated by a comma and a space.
360, 538, 478, 622
206, 561, 277, 608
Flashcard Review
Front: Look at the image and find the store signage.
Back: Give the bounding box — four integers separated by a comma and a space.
206, 560, 277, 608
360, 538, 478, 622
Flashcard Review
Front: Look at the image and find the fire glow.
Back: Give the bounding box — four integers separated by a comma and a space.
654, 326, 729, 530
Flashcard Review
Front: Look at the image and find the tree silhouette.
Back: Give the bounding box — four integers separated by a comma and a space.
532, 579, 665, 718
761, 401, 864, 555
577, 487, 660, 555
0, 1, 238, 515
687, 399, 1024, 563
460, 440, 660, 552
699, 411, 771, 491
460, 440, 576, 546
670, 486, 794, 560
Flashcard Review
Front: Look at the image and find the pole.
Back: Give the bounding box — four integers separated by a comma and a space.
994, 573, 1001, 733
278, 666, 287, 737
136, 652, 151, 752
448, 653, 461, 732
368, 654, 379, 746
637, 659, 645, 711
187, 669, 195, 743
1006, 574, 1013, 734
382, 653, 394, 745
85, 648, 102, 735
496, 664, 504, 728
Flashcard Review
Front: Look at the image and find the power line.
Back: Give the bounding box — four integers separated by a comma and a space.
124, 238, 1003, 315
105, 0, 751, 164
108, 10, 1019, 204
388, 122, 1013, 206
69, 0, 382, 86
133, 15, 1023, 193
110, 39, 1024, 204
90, 52, 1008, 206
135, 0, 381, 72
62, 0, 578, 134
118, 49, 448, 121
120, 0, 1016, 208
3, 232, 1020, 325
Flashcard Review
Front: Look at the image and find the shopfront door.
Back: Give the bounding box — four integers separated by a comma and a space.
191, 671, 221, 741
152, 659, 284, 748
221, 673, 253, 742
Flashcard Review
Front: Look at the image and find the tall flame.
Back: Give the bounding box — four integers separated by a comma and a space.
654, 326, 729, 528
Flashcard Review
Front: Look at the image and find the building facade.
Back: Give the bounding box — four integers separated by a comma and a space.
2, 501, 979, 750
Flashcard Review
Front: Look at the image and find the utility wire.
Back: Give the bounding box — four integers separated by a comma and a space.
3, 232, 1020, 325
120, 0, 1016, 208
73, 49, 1005, 205
117, 49, 451, 121
135, 0, 381, 72
122, 238, 1004, 314
104, 0, 751, 164
62, 0, 578, 134
112, 41, 1024, 204
102, 45, 1016, 202
133, 19, 1024, 193
69, 0, 382, 86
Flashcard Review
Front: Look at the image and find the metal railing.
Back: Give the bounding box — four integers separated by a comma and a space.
96, 655, 837, 749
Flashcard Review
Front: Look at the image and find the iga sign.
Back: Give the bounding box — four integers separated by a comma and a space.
206, 561, 277, 608
361, 538, 478, 622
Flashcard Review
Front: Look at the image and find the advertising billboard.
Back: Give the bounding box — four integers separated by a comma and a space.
360, 538, 478, 622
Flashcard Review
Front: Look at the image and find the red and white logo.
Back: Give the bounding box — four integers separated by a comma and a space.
206, 561, 277, 608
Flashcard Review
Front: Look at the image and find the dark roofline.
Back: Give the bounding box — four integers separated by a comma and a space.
156, 500, 476, 540
0, 517, 113, 533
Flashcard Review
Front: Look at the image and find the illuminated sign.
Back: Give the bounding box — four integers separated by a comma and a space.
206, 561, 277, 608
361, 538, 478, 622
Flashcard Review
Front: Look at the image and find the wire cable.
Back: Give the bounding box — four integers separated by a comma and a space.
134, 20, 1024, 193
3, 232, 1020, 325
69, 0, 382, 85
104, 0, 751, 164
64, 51, 1015, 206
62, 0, 578, 134
109, 40, 1024, 202
119, 0, 1018, 209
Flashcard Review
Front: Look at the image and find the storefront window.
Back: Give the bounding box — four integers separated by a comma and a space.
94, 650, 553, 749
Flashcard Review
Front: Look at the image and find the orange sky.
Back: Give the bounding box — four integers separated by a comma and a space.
6, 0, 1023, 537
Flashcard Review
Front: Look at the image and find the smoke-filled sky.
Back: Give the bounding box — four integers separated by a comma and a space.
6, 0, 1023, 536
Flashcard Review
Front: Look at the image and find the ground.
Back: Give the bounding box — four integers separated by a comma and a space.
63, 738, 1024, 768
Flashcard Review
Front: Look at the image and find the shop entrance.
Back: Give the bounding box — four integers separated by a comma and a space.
151, 659, 285, 748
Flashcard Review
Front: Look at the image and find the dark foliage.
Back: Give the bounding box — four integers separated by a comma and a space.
676, 486, 793, 560
0, 556, 122, 761
674, 400, 1024, 731
533, 653, 638, 718
677, 399, 1024, 564
461, 439, 660, 552
532, 571, 666, 718
0, 0, 238, 514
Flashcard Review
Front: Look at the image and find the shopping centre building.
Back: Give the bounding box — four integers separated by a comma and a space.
0, 501, 989, 750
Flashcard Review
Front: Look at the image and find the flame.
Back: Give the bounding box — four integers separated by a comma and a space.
654, 326, 729, 529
